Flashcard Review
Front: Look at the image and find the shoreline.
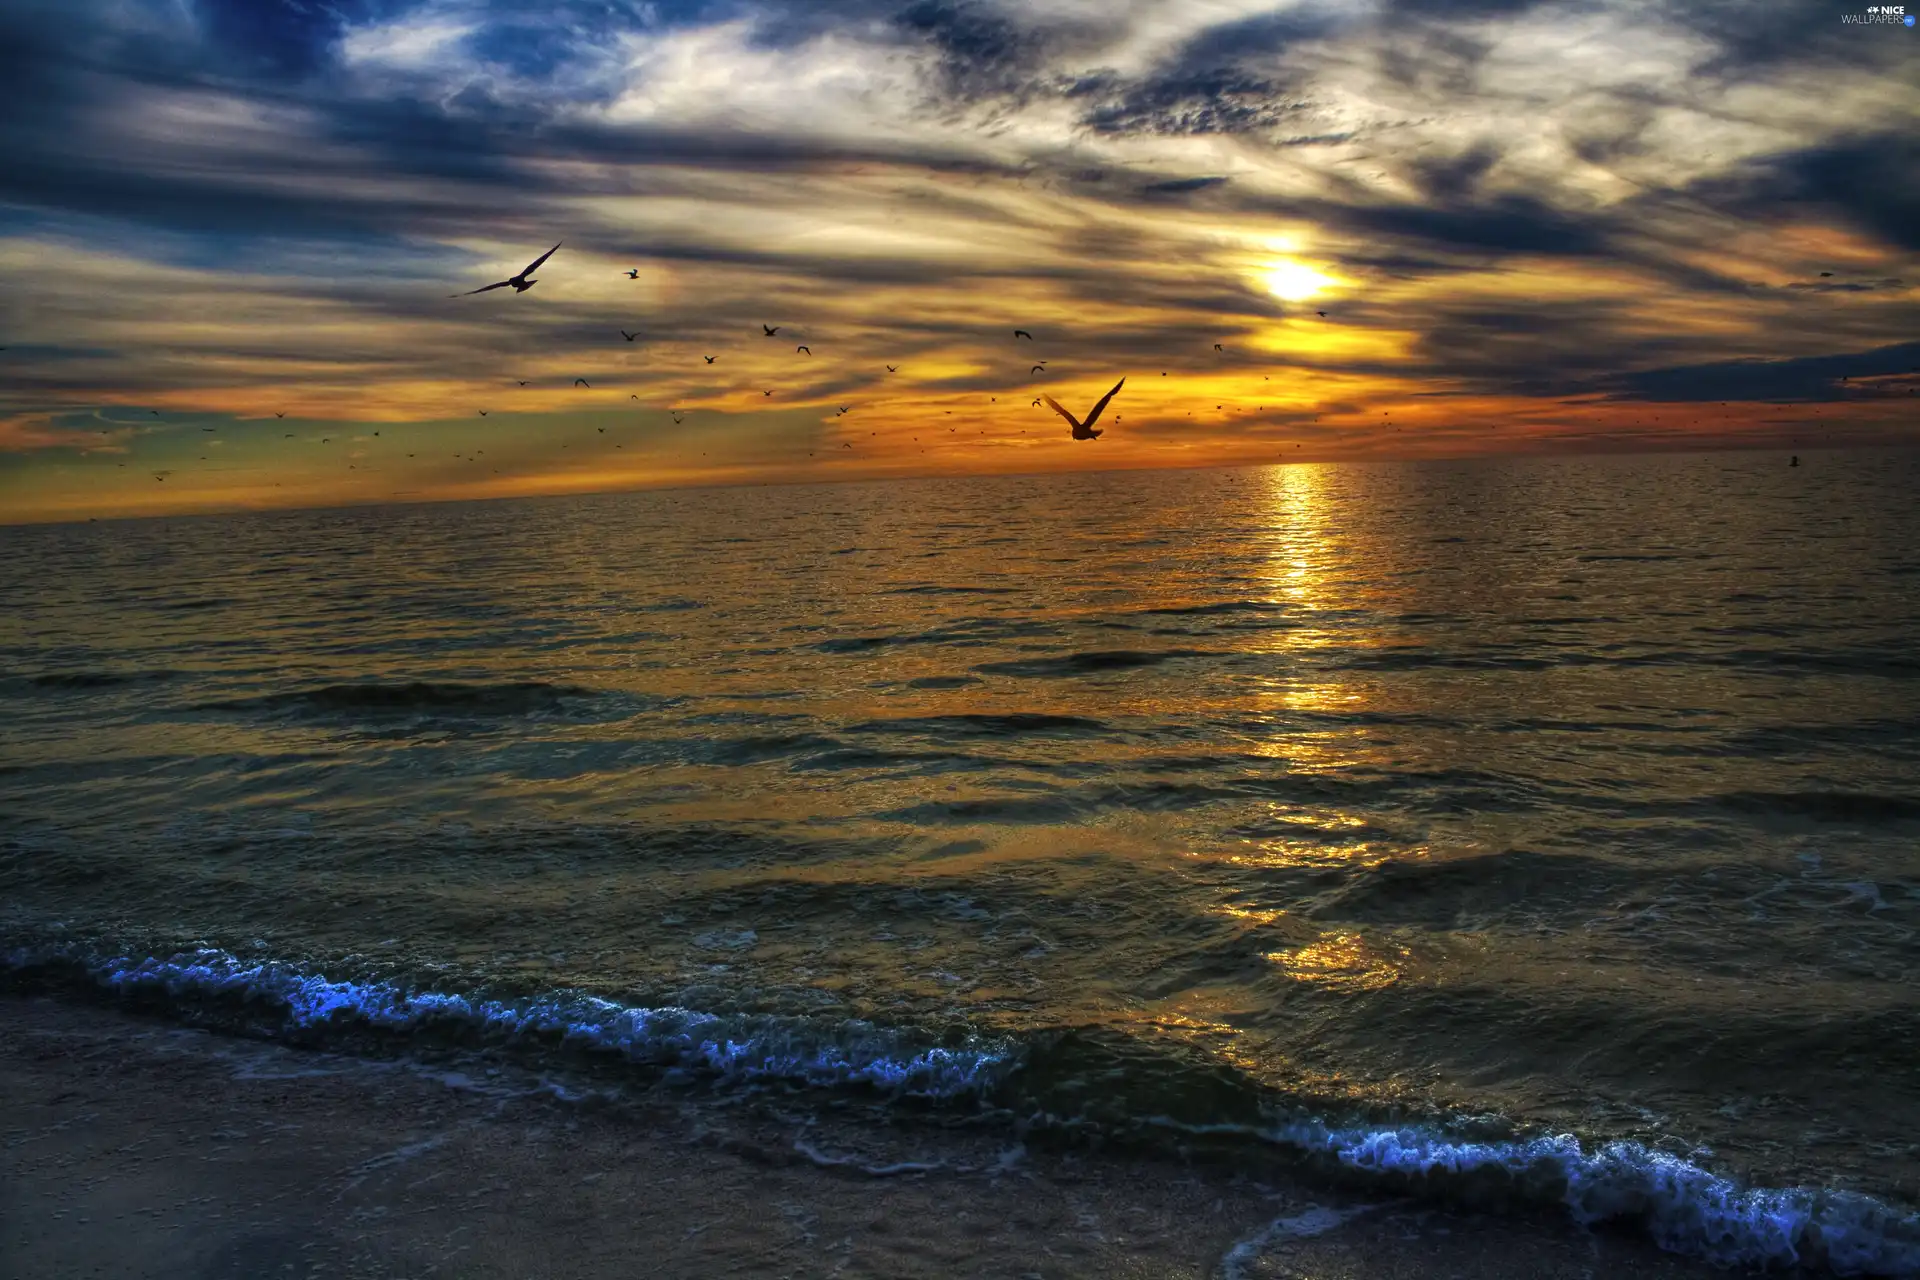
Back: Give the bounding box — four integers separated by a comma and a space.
0, 995, 1746, 1279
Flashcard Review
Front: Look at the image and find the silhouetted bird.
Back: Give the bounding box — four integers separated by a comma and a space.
1042, 377, 1125, 441
621, 330, 638, 341
1214, 343, 1223, 352
625, 269, 640, 279
452, 242, 560, 296
1317, 311, 1327, 317
763, 325, 779, 336
575, 379, 591, 387
1014, 329, 1033, 340
1031, 365, 1046, 374
479, 410, 488, 416
517, 380, 530, 386
275, 412, 285, 418
704, 355, 716, 363
1820, 272, 1833, 278
797, 345, 810, 355
764, 390, 773, 396
886, 365, 897, 373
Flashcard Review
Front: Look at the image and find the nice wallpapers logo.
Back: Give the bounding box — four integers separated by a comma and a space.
1844, 4, 1915, 21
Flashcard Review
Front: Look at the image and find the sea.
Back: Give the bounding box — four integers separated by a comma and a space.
4, 448, 1918, 1275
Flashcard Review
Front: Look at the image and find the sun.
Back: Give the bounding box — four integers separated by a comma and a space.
1262, 260, 1337, 303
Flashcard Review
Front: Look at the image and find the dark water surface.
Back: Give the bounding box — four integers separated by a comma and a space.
5, 450, 1919, 1273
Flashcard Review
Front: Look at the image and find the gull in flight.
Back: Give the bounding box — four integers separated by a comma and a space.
575, 378, 591, 388
797, 345, 810, 355
621, 330, 639, 342
625, 269, 640, 279
1031, 365, 1046, 375
885, 365, 897, 373
1042, 377, 1124, 441
704, 355, 716, 363
763, 325, 779, 336
451, 242, 561, 297
1214, 343, 1224, 352
1014, 329, 1033, 340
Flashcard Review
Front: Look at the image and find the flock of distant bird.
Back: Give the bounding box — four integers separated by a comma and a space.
446, 241, 1193, 447
58, 241, 1882, 486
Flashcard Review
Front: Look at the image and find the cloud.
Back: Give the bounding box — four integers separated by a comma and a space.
2, 0, 1918, 519
1684, 132, 1920, 254
1588, 341, 1920, 403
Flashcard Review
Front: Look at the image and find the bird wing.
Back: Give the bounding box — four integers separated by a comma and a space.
1031, 365, 1045, 374
1083, 377, 1126, 429
575, 378, 590, 387
520, 242, 562, 277
1015, 330, 1032, 339
1040, 395, 1083, 431
454, 280, 513, 296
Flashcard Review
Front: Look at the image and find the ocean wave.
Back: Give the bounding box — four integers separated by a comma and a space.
1716, 790, 1920, 825
1263, 1120, 1920, 1275
191, 680, 607, 719
847, 713, 1111, 737
2, 668, 182, 693
971, 649, 1225, 677
1, 944, 1013, 1100
5, 943, 1919, 1275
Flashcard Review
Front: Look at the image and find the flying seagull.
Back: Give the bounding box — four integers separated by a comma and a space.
1042, 377, 1125, 441
797, 345, 811, 355
275, 412, 285, 418
451, 242, 561, 296
763, 325, 779, 336
704, 355, 716, 363
575, 378, 591, 388
1014, 329, 1033, 340
621, 330, 639, 342
631, 394, 641, 400
625, 269, 640, 279
1214, 343, 1224, 352
764, 389, 774, 396
479, 410, 488, 416
1031, 365, 1046, 374
885, 365, 897, 373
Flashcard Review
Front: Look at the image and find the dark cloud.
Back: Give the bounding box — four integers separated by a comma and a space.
1068, 8, 1346, 136
1684, 132, 1920, 253
1139, 176, 1229, 196
193, 0, 364, 76
893, 0, 1037, 99
1316, 194, 1611, 258
1591, 341, 1920, 403
1075, 66, 1307, 136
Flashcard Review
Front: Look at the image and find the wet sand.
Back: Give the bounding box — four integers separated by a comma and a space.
2, 996, 1747, 1280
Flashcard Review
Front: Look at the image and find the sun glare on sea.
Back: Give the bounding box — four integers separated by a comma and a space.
1262, 260, 1338, 302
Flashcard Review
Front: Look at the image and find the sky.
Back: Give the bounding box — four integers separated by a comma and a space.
0, 0, 1916, 524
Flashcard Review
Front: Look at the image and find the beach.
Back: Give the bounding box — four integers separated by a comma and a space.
2, 995, 1743, 1280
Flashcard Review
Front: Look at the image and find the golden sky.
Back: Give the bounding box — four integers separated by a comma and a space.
1, 0, 1916, 524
